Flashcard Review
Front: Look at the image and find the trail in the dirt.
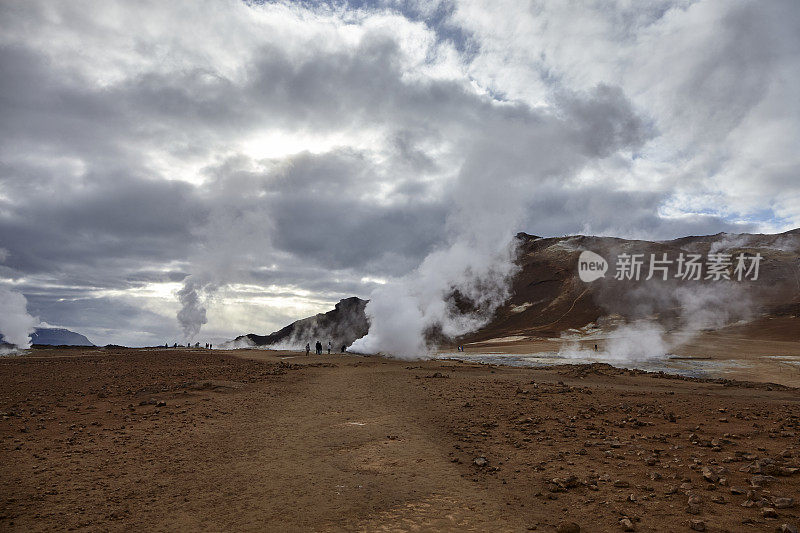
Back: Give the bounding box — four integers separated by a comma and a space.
129, 360, 520, 532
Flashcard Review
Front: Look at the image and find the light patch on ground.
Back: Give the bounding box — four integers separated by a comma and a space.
509, 303, 532, 314
356, 494, 516, 532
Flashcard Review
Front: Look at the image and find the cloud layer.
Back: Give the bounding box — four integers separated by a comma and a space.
0, 0, 797, 346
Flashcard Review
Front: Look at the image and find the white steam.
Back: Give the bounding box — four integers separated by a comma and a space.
176, 276, 214, 341
561, 279, 757, 363
218, 336, 256, 350
0, 288, 38, 350
352, 240, 519, 358
352, 86, 648, 359
560, 321, 668, 363
175, 198, 271, 342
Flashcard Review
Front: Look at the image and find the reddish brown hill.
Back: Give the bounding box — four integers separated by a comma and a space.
463, 229, 800, 342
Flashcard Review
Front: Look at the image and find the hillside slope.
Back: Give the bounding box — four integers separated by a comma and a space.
464, 228, 800, 342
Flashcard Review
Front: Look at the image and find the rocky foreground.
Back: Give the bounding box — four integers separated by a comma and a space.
1, 348, 799, 532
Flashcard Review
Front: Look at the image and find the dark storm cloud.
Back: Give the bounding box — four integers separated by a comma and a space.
233, 150, 449, 273
0, 171, 206, 274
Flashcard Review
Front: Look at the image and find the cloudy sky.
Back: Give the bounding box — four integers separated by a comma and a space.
1, 0, 798, 347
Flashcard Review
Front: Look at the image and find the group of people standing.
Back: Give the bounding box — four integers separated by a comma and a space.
165, 342, 212, 349
305, 340, 347, 356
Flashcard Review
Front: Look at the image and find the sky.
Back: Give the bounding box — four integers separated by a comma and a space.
0, 0, 798, 347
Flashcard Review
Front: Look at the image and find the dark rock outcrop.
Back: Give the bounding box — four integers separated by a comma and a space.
234, 297, 369, 349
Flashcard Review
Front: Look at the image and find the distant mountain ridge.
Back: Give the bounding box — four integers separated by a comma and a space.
0, 327, 94, 347
32, 328, 94, 346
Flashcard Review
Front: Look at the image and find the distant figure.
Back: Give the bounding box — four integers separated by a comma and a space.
173, 343, 177, 348
305, 343, 310, 356
315, 340, 322, 355
195, 342, 199, 348
594, 344, 598, 351
327, 341, 332, 354
342, 344, 346, 353
209, 344, 212, 350
165, 343, 168, 348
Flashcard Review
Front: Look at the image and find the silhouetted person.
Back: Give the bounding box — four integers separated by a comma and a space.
305, 343, 310, 356
342, 344, 346, 353
315, 341, 322, 355
327, 341, 332, 354
173, 343, 177, 348
594, 344, 598, 351
209, 344, 212, 349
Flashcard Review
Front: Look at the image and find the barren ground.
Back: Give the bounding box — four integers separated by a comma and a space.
1, 347, 799, 532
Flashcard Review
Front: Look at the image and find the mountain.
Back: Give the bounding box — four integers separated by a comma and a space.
463, 228, 800, 342
232, 297, 369, 350
0, 327, 94, 347
31, 328, 94, 346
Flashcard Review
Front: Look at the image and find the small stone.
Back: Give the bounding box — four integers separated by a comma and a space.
619, 518, 635, 531
689, 519, 706, 531
614, 480, 630, 488
762, 507, 778, 519
701, 467, 718, 483
686, 503, 701, 515
473, 457, 487, 467
778, 524, 798, 533
556, 522, 581, 533
774, 497, 794, 509
752, 475, 776, 487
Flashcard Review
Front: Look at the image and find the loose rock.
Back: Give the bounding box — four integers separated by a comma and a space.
689, 519, 706, 531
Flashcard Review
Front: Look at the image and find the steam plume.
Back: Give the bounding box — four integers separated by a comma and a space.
177, 276, 213, 341
561, 279, 757, 362
174, 200, 268, 341
0, 288, 38, 350
352, 86, 648, 358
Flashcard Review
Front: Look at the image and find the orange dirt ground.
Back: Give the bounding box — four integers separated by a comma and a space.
1, 347, 799, 532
